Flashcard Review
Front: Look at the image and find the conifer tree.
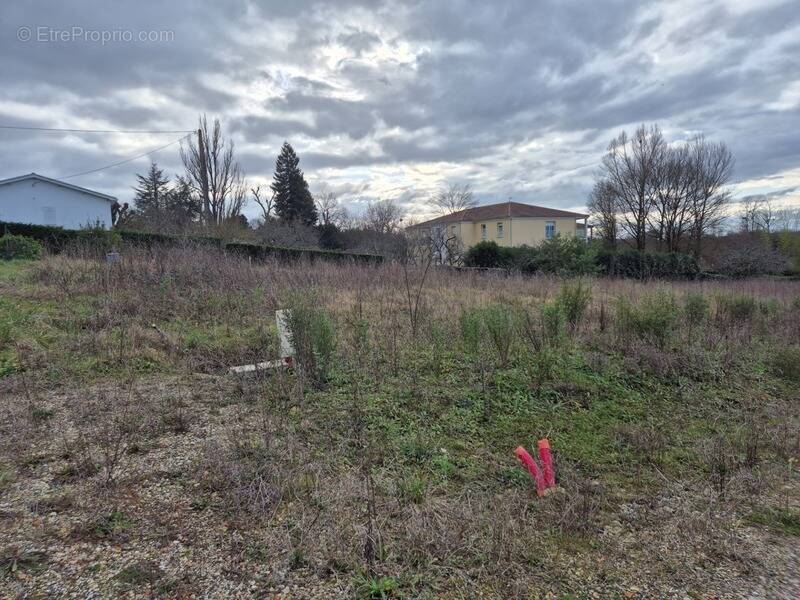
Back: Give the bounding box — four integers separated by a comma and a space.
270, 142, 317, 225
132, 161, 170, 214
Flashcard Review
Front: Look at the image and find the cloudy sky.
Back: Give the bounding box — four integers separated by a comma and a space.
1, 0, 799, 222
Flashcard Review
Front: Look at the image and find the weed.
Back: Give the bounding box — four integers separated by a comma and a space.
482, 303, 515, 367
286, 293, 336, 389
616, 291, 679, 347
459, 308, 482, 355
555, 280, 591, 330
540, 300, 566, 346
716, 294, 757, 323
115, 560, 164, 588
747, 507, 800, 536
1, 547, 47, 579
768, 346, 800, 382
684, 292, 710, 325
353, 573, 399, 599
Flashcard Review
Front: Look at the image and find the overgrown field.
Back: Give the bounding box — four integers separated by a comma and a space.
1, 247, 799, 599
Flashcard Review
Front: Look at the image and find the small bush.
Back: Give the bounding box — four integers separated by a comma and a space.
716, 294, 757, 323
684, 292, 710, 325
555, 280, 591, 329
768, 346, 800, 382
616, 292, 679, 347
286, 295, 336, 389
1, 234, 43, 260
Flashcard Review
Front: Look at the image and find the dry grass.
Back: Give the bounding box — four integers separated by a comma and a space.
1, 247, 799, 598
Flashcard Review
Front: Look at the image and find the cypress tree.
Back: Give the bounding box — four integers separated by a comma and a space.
271, 142, 318, 226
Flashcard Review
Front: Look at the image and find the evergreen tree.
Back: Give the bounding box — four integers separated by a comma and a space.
133, 161, 171, 214
270, 142, 317, 226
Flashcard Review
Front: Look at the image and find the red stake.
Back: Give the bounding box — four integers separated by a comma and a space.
538, 439, 555, 488
515, 446, 546, 496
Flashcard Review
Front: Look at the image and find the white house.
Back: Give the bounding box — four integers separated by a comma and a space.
0, 173, 116, 229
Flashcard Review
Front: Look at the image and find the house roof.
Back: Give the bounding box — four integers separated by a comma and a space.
410, 201, 588, 228
0, 173, 117, 203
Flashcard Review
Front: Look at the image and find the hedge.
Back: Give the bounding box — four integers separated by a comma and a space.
595, 248, 698, 279
464, 239, 698, 279
0, 221, 383, 264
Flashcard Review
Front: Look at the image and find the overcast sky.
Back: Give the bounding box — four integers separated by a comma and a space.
2, 0, 799, 221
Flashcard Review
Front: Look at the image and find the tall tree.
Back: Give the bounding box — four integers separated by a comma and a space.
587, 179, 618, 248
432, 183, 476, 214
363, 198, 404, 234
133, 161, 171, 214
687, 136, 732, 256
180, 115, 247, 226
601, 124, 663, 250
650, 143, 694, 252
315, 191, 346, 227
271, 142, 317, 226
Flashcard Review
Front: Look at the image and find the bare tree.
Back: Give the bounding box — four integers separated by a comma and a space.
650, 143, 694, 252
775, 206, 800, 231
363, 199, 404, 234
432, 183, 476, 215
587, 179, 618, 248
251, 185, 275, 223
180, 115, 247, 226
687, 136, 733, 256
601, 124, 663, 250
315, 191, 346, 227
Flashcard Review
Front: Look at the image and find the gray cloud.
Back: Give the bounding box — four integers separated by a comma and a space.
1, 0, 799, 218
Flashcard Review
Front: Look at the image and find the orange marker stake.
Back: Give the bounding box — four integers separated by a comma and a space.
515, 446, 546, 496
538, 439, 555, 489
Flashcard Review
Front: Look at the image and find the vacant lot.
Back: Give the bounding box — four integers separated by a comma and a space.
1, 247, 799, 599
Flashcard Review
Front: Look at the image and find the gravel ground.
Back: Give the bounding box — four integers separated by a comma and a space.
1, 374, 797, 599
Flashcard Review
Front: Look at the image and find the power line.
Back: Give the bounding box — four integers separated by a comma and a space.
60, 134, 192, 179
0, 124, 193, 134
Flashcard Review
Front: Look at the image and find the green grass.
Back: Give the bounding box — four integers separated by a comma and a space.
747, 507, 800, 536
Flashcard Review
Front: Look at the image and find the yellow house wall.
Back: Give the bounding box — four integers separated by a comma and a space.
454, 217, 579, 248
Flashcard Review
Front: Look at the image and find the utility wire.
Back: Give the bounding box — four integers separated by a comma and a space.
60, 134, 192, 179
0, 124, 193, 134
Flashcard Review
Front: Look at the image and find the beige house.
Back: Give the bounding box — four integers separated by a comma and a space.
410, 201, 589, 252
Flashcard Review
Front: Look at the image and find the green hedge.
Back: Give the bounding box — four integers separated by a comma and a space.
596, 248, 698, 279
464, 239, 698, 279
0, 221, 383, 264
1, 234, 44, 260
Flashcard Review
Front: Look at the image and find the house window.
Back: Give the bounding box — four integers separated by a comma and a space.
480, 223, 487, 240
545, 221, 556, 240
496, 222, 504, 238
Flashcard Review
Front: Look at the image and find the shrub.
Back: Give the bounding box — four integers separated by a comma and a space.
524, 236, 600, 276
684, 292, 710, 325
715, 236, 788, 277
616, 291, 679, 347
555, 280, 592, 329
285, 295, 335, 389
597, 248, 698, 279
0, 234, 43, 260
768, 346, 800, 382
540, 300, 566, 346
716, 294, 757, 323
481, 303, 515, 367
463, 241, 511, 268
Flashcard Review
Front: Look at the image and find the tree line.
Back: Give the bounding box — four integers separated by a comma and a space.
588, 123, 733, 257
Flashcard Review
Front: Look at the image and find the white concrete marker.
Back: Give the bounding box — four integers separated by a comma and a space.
275, 309, 295, 359
228, 309, 295, 374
